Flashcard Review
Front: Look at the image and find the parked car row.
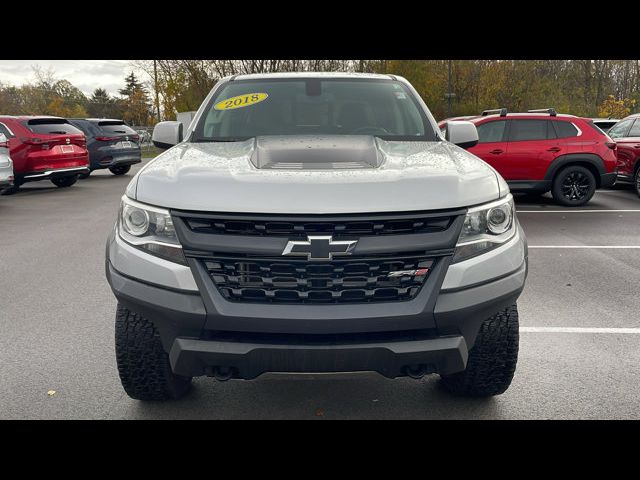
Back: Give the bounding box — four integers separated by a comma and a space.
2, 109, 638, 206
0, 116, 141, 195
438, 109, 639, 206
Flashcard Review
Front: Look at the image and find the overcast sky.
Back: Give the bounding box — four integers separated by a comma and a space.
0, 60, 145, 96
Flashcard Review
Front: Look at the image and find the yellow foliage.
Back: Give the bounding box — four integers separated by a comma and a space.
598, 95, 635, 119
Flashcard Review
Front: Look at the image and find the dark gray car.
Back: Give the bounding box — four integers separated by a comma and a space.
68, 118, 141, 177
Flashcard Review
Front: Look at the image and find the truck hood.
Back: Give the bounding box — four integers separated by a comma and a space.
131, 136, 503, 214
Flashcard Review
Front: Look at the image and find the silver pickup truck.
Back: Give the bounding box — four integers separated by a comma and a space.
106, 73, 528, 400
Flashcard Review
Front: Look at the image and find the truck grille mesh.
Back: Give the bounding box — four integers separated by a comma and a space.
203, 255, 434, 304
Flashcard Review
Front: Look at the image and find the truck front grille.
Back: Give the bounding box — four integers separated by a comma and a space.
203, 255, 434, 304
180, 212, 453, 238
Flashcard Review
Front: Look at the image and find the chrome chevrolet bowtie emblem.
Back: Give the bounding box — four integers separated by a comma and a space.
282, 235, 357, 261
65, 138, 70, 144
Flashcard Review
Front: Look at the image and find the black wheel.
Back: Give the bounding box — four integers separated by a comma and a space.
551, 165, 596, 206
51, 175, 78, 188
635, 167, 640, 198
109, 165, 131, 175
78, 171, 91, 179
115, 304, 192, 401
440, 304, 519, 397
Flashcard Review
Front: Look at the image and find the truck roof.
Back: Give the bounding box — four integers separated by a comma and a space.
232, 72, 396, 81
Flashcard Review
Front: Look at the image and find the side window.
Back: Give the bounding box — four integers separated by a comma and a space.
627, 119, 640, 137
508, 120, 551, 141
608, 119, 633, 139
0, 122, 14, 138
476, 120, 506, 143
553, 121, 579, 138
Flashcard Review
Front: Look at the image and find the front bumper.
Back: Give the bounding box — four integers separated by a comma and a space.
170, 333, 467, 379
106, 221, 527, 379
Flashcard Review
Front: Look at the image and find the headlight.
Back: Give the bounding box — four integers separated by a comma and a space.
453, 194, 516, 263
118, 195, 187, 265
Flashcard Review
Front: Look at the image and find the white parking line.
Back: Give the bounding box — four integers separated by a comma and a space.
517, 209, 640, 213
528, 245, 640, 249
521, 327, 640, 334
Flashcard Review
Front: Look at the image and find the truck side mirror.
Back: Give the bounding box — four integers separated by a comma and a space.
152, 121, 183, 150
444, 121, 479, 149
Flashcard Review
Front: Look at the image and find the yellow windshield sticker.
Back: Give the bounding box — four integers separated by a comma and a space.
214, 93, 268, 110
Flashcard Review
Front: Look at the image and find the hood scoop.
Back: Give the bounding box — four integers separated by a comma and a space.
250, 135, 384, 170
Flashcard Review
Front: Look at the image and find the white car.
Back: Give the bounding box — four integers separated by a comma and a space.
0, 133, 14, 192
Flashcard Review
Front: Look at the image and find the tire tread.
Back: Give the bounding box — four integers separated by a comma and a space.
440, 304, 519, 397
115, 304, 191, 401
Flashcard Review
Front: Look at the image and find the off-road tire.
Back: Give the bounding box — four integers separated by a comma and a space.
51, 175, 78, 188
551, 165, 596, 206
440, 304, 519, 397
115, 304, 192, 401
634, 167, 640, 198
109, 165, 131, 175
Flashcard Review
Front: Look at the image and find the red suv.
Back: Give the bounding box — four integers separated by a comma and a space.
0, 116, 89, 194
439, 109, 618, 206
606, 113, 640, 197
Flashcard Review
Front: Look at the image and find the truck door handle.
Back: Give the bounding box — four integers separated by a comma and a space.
547, 147, 561, 152
489, 149, 503, 154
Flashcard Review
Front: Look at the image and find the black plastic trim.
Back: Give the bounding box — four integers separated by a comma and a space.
507, 180, 552, 192
169, 333, 468, 378
434, 261, 526, 347
106, 262, 207, 350
543, 153, 606, 181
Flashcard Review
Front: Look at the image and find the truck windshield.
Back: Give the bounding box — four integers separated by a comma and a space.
192, 78, 436, 142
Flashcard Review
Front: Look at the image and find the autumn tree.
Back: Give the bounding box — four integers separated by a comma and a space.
119, 72, 145, 97
3, 60, 640, 123
117, 72, 152, 125
598, 95, 635, 119
87, 88, 123, 118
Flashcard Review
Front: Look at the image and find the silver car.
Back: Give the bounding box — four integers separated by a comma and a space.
106, 73, 528, 401
0, 133, 14, 192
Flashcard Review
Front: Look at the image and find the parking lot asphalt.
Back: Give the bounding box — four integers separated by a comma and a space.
1, 162, 640, 419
